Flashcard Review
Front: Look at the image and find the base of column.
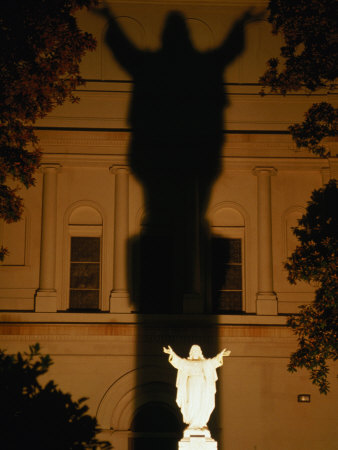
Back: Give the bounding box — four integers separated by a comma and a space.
183, 293, 203, 313
179, 429, 217, 449
35, 290, 57, 312
256, 292, 278, 315
109, 291, 131, 313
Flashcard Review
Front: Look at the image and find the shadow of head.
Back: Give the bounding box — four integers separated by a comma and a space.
161, 11, 194, 55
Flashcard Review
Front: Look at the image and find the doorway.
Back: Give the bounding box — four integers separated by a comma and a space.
129, 401, 182, 450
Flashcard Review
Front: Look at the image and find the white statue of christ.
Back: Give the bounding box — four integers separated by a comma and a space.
163, 344, 231, 432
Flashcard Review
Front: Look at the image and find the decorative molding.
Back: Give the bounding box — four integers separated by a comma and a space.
39, 163, 62, 173
252, 166, 277, 177
109, 164, 130, 175
101, 0, 269, 5
42, 154, 128, 168
0, 312, 288, 325
39, 152, 331, 172
208, 200, 248, 226
96, 365, 176, 430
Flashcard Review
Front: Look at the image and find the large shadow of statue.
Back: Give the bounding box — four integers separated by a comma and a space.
99, 7, 257, 313
96, 6, 259, 449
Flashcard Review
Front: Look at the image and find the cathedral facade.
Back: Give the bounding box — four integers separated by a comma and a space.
0, 1, 337, 449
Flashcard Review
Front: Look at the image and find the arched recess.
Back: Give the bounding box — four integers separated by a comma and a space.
282, 206, 306, 259
64, 200, 104, 231
96, 365, 178, 431
69, 205, 103, 225
131, 401, 181, 432
130, 401, 182, 450
61, 201, 107, 311
207, 202, 249, 313
209, 202, 246, 227
186, 17, 214, 51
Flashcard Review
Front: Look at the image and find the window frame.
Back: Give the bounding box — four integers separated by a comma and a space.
209, 226, 245, 314
62, 224, 103, 311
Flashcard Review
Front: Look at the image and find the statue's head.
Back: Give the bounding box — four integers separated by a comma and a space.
161, 11, 193, 55
188, 345, 204, 360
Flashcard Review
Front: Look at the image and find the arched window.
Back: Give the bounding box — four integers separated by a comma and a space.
209, 205, 246, 314
67, 205, 103, 311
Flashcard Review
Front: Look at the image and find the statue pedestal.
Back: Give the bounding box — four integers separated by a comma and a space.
179, 429, 217, 449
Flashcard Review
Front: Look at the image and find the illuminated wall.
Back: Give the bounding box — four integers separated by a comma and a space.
0, 1, 337, 449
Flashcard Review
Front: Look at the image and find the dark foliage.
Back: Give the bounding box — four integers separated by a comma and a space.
0, 0, 97, 260
285, 180, 338, 394
0, 343, 112, 449
260, 0, 338, 157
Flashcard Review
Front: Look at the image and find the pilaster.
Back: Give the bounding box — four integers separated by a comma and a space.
252, 167, 278, 315
109, 165, 131, 312
35, 163, 61, 312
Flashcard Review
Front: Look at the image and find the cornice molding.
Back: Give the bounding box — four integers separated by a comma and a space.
0, 311, 287, 326
41, 153, 128, 168
98, 0, 269, 6
39, 152, 329, 172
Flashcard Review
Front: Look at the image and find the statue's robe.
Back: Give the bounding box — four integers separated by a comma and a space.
169, 353, 223, 428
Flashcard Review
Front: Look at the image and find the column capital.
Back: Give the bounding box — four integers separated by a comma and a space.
109, 164, 130, 175
252, 167, 277, 177
39, 163, 62, 173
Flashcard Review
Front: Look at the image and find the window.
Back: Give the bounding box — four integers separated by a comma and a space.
69, 236, 101, 310
138, 230, 173, 313
208, 205, 246, 313
211, 236, 243, 313
63, 204, 104, 311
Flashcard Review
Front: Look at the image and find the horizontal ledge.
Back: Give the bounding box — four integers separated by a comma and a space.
0, 312, 287, 326
76, 80, 336, 97
38, 153, 329, 171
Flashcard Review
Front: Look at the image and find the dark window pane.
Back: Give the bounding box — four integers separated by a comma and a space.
211, 237, 241, 267
217, 291, 242, 312
228, 239, 242, 263
70, 263, 100, 289
71, 237, 100, 262
222, 265, 242, 290
69, 290, 99, 309
211, 236, 243, 313
139, 233, 173, 312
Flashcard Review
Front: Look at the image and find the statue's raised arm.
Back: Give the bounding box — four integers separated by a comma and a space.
215, 347, 231, 365
163, 345, 174, 356
163, 345, 179, 363
91, 2, 143, 75
211, 8, 266, 67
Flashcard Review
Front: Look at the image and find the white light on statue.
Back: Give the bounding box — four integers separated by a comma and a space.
163, 344, 231, 449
